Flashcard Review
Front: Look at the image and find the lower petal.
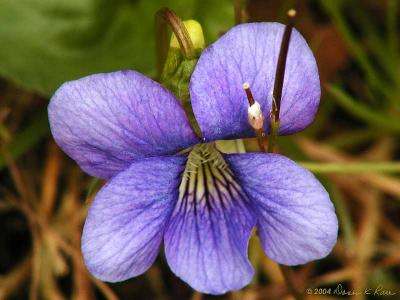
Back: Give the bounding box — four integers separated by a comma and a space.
82, 156, 185, 282
226, 153, 338, 265
164, 145, 256, 294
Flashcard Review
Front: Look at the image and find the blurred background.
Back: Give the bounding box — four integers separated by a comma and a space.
0, 0, 399, 299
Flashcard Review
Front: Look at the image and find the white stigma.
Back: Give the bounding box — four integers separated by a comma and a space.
248, 101, 264, 130
248, 101, 262, 118
243, 82, 264, 130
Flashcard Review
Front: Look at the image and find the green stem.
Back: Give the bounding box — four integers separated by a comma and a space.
267, 120, 279, 153
299, 162, 400, 173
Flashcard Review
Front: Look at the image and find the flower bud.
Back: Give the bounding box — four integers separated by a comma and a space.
170, 20, 205, 50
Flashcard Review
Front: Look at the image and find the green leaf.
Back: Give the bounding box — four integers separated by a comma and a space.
0, 0, 233, 96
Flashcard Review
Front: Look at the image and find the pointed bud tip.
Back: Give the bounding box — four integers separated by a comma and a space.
248, 101, 262, 118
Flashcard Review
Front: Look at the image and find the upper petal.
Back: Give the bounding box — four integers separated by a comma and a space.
190, 23, 320, 141
164, 147, 256, 294
81, 156, 185, 282
48, 70, 198, 179
226, 153, 338, 265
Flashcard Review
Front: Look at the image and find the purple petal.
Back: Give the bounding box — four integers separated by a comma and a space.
190, 23, 320, 141
226, 153, 338, 265
81, 156, 185, 282
164, 162, 256, 294
48, 70, 198, 179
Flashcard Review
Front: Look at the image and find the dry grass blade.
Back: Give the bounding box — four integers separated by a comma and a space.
296, 138, 400, 198
40, 142, 62, 218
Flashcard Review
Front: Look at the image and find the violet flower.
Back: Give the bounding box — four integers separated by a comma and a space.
48, 23, 338, 295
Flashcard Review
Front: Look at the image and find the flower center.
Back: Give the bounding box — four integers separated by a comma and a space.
178, 143, 245, 211
183, 143, 227, 177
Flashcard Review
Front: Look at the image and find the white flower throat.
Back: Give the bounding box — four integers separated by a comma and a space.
178, 143, 246, 211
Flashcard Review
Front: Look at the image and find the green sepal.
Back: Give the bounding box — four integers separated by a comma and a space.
160, 45, 203, 136
160, 48, 201, 102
